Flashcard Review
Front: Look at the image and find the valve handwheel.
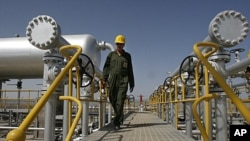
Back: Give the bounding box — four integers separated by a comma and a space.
74, 54, 95, 87
163, 77, 172, 88
179, 55, 203, 87
229, 48, 245, 53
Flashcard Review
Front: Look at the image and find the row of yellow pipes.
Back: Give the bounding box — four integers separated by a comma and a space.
149, 42, 250, 141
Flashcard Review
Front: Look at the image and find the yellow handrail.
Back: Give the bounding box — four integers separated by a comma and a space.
193, 42, 250, 123
6, 45, 82, 141
59, 96, 82, 141
195, 44, 215, 138
60, 46, 82, 130
192, 94, 218, 141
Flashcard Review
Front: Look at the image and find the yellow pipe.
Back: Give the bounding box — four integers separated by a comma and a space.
6, 45, 82, 141
175, 102, 178, 129
196, 55, 212, 137
166, 99, 196, 103
63, 49, 80, 118
192, 94, 218, 141
204, 66, 211, 137
68, 65, 73, 129
193, 42, 250, 123
61, 47, 82, 130
59, 96, 82, 141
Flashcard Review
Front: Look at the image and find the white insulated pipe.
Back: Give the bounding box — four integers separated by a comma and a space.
0, 35, 101, 79
0, 15, 115, 80
226, 57, 250, 76
0, 37, 45, 79
169, 10, 249, 78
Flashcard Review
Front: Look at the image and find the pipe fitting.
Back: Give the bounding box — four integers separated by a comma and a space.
209, 10, 249, 47
98, 41, 115, 51
209, 49, 230, 63
26, 15, 60, 50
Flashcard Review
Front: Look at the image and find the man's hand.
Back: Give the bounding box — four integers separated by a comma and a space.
103, 81, 109, 88
129, 87, 134, 93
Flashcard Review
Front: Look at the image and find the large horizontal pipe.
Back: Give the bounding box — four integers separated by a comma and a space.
0, 34, 107, 79
0, 15, 115, 80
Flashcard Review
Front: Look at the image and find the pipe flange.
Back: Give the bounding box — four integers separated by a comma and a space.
209, 10, 249, 47
26, 15, 60, 50
209, 49, 231, 63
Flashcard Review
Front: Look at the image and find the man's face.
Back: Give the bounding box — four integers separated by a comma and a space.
116, 43, 125, 51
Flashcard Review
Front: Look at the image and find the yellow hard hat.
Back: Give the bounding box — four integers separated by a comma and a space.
115, 35, 125, 44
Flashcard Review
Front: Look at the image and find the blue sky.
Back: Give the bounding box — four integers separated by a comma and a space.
1, 0, 250, 100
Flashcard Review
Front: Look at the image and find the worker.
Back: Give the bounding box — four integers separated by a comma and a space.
103, 34, 135, 130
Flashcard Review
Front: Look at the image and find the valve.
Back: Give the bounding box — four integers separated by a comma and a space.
230, 48, 245, 62
163, 77, 174, 97
179, 55, 203, 87
73, 54, 95, 87
163, 77, 172, 89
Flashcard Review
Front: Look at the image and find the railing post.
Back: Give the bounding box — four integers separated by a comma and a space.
185, 95, 194, 137
215, 93, 228, 141
81, 87, 91, 140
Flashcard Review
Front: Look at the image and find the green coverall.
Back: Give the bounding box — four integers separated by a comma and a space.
103, 50, 134, 126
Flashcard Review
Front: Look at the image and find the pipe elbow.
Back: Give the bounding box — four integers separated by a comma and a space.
98, 41, 115, 51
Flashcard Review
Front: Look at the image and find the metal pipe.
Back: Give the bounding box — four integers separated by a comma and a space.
226, 57, 250, 76
185, 100, 193, 137
169, 10, 249, 78
59, 96, 82, 141
98, 41, 115, 51
44, 94, 57, 141
194, 42, 250, 123
6, 45, 82, 141
215, 94, 228, 141
0, 16, 105, 80
63, 91, 69, 141
192, 94, 218, 141
0, 35, 102, 79
81, 92, 89, 138
0, 126, 45, 130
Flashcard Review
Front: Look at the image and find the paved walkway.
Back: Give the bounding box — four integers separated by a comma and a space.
0, 111, 195, 141
83, 111, 195, 141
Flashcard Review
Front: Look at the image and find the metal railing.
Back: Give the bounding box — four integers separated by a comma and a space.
0, 90, 40, 112
193, 42, 250, 123
148, 42, 250, 141
6, 45, 83, 141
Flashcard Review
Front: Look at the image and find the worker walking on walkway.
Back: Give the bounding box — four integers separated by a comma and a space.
103, 34, 135, 130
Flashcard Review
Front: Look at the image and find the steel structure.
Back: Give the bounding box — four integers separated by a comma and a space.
1, 15, 115, 141
149, 10, 250, 141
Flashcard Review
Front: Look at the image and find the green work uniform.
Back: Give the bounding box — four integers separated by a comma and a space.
103, 50, 134, 126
